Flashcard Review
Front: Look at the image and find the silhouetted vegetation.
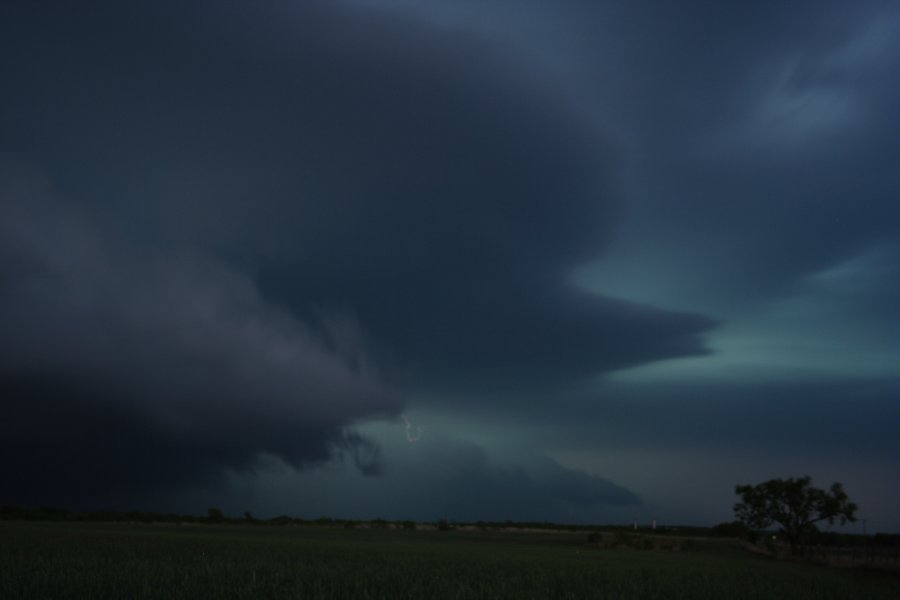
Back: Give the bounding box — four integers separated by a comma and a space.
734, 476, 858, 556
207, 507, 225, 523
710, 520, 752, 539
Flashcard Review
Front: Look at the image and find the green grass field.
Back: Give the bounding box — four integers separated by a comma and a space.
1, 522, 897, 599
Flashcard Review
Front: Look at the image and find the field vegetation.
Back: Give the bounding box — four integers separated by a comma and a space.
2, 520, 899, 599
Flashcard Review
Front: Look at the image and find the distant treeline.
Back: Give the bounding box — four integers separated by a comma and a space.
0, 506, 616, 530
1, 506, 896, 547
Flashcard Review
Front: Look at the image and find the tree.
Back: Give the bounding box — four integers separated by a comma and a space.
710, 520, 752, 540
734, 476, 857, 555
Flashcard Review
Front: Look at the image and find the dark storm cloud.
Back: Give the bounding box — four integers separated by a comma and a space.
403, 436, 640, 517
0, 168, 400, 507
3, 0, 896, 527
0, 0, 716, 396
497, 378, 900, 464
0, 1, 717, 508
582, 0, 900, 308
297, 0, 900, 527
388, 0, 900, 312
249, 435, 640, 523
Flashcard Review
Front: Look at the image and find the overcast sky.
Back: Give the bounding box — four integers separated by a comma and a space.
2, 0, 899, 531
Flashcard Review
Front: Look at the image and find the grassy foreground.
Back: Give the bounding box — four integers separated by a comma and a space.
1, 522, 897, 599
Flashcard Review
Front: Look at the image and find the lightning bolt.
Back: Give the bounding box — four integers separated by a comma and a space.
402, 415, 421, 443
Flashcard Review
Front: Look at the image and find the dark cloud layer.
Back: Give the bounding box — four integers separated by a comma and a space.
3, 0, 897, 527
531, 379, 900, 461
0, 169, 400, 507
243, 436, 640, 524
399, 1, 899, 312
399, 437, 640, 519
0, 1, 715, 382
582, 0, 900, 308
0, 1, 712, 507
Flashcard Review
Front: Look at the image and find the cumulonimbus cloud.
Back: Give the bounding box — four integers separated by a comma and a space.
0, 164, 403, 508
0, 1, 718, 508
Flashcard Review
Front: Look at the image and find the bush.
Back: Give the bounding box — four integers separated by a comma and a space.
436, 519, 454, 531
206, 508, 224, 523
711, 521, 750, 538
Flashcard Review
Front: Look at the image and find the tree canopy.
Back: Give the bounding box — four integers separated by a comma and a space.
734, 476, 857, 554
